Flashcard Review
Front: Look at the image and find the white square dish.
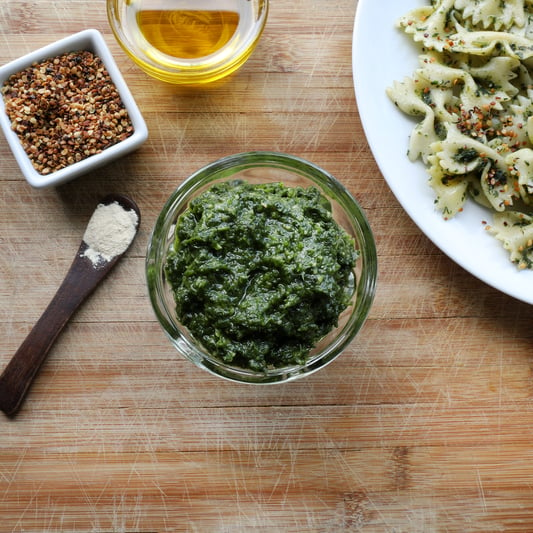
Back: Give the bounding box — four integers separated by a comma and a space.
0, 29, 148, 188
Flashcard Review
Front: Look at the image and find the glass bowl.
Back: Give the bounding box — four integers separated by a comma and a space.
107, 0, 269, 84
146, 151, 377, 383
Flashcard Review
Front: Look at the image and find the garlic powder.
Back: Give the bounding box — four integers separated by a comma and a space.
82, 201, 138, 266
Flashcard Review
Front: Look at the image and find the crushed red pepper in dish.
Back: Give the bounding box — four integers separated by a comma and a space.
1, 50, 134, 175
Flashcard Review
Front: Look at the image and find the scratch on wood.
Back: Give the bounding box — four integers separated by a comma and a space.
476, 469, 488, 512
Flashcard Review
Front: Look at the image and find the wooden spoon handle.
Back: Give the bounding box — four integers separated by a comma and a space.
0, 194, 140, 417
0, 248, 116, 417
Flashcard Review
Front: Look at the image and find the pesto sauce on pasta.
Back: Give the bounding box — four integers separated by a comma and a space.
165, 180, 358, 371
387, 0, 533, 269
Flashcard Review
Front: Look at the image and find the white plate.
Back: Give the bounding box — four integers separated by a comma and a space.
352, 0, 533, 305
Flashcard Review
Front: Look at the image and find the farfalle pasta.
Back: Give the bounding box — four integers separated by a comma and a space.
387, 0, 533, 269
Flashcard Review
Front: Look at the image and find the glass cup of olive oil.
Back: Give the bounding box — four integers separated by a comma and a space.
107, 0, 269, 84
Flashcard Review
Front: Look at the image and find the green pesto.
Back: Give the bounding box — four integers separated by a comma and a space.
165, 180, 358, 372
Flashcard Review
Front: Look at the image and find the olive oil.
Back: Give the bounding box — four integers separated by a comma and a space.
113, 0, 268, 83
136, 10, 240, 59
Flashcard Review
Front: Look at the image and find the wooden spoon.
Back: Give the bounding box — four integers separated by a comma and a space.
0, 194, 141, 417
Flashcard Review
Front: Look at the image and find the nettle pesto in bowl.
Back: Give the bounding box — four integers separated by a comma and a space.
147, 152, 377, 384
165, 180, 357, 372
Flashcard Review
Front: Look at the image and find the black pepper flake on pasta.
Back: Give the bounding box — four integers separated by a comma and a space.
1, 50, 134, 175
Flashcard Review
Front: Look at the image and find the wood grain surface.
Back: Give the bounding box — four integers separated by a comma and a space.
1, 1, 533, 531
